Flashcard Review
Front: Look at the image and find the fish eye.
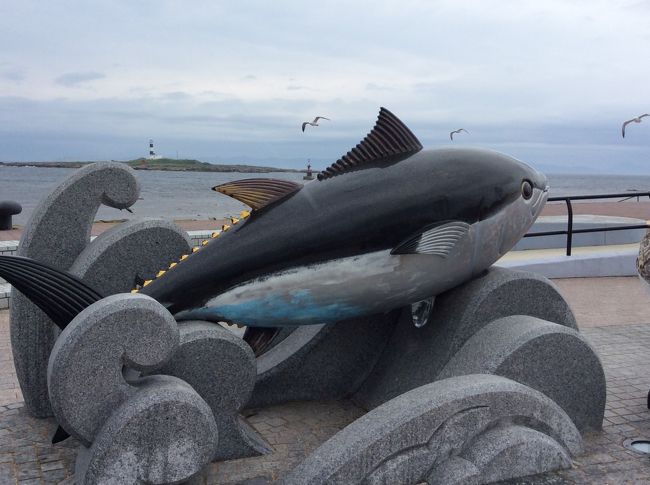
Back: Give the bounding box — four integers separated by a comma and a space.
521, 180, 533, 200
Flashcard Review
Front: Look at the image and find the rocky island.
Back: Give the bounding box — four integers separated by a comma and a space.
0, 158, 304, 173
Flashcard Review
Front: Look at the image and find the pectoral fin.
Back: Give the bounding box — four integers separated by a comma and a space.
391, 221, 470, 256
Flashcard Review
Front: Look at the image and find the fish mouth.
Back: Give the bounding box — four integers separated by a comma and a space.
529, 185, 549, 218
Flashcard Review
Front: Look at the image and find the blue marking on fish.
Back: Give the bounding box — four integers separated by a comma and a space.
184, 289, 364, 327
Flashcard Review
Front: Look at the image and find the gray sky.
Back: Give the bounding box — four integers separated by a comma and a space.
1, 0, 649, 173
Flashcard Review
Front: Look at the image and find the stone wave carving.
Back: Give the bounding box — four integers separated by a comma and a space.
283, 375, 582, 484
11, 162, 140, 416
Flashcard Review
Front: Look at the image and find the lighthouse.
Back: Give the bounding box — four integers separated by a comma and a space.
149, 139, 155, 158
148, 139, 162, 160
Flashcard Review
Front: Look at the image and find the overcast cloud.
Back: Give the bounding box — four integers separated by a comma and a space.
0, 0, 649, 172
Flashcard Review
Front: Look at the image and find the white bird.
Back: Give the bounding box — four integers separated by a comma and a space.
449, 128, 469, 141
302, 116, 330, 132
622, 114, 649, 138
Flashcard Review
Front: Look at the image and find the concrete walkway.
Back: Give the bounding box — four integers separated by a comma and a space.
2, 277, 650, 483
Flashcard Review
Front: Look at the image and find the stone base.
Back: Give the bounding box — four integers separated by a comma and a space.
249, 311, 399, 409
354, 267, 578, 409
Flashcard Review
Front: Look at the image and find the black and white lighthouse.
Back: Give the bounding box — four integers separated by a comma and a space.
149, 139, 155, 159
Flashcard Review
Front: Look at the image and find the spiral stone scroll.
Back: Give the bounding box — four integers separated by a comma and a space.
69, 218, 192, 295
156, 321, 271, 461
47, 294, 180, 445
75, 375, 218, 485
47, 294, 219, 483
11, 162, 140, 416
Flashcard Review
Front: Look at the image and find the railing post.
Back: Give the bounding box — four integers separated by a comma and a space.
565, 198, 573, 256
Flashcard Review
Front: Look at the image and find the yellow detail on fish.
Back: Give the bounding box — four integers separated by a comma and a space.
156, 270, 166, 278
131, 289, 139, 294
169, 262, 177, 269
192, 247, 199, 252
222, 224, 231, 231
211, 232, 220, 238
240, 210, 250, 218
202, 240, 209, 246
180, 254, 189, 261
143, 279, 152, 287
230, 217, 239, 224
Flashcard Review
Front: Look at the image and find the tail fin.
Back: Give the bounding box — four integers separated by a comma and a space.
0, 255, 104, 329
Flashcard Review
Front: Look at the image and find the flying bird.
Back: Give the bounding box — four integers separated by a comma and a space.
622, 114, 649, 138
450, 128, 469, 141
302, 116, 330, 132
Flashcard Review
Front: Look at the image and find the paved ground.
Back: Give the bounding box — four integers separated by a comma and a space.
541, 200, 650, 221
2, 277, 650, 483
554, 276, 650, 327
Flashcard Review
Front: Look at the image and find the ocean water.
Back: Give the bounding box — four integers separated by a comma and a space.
0, 166, 306, 225
2, 165, 650, 225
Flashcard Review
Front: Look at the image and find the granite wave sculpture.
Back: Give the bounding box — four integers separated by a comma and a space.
0, 108, 549, 350
0, 129, 608, 483
283, 375, 584, 485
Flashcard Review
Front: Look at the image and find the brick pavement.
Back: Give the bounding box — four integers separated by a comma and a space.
1, 278, 650, 483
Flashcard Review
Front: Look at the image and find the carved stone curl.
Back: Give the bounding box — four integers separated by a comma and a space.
156, 321, 271, 461
47, 294, 218, 483
11, 162, 140, 416
47, 294, 180, 445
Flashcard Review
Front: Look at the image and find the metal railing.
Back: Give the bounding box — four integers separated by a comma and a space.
523, 192, 650, 256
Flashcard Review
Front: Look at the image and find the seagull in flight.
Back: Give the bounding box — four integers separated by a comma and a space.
449, 128, 469, 141
302, 116, 330, 132
622, 114, 649, 138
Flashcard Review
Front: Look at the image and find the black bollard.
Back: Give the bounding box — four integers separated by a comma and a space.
0, 201, 21, 230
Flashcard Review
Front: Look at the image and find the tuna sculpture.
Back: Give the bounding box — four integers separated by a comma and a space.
0, 108, 548, 342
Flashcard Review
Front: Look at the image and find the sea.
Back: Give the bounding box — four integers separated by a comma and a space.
2, 165, 650, 226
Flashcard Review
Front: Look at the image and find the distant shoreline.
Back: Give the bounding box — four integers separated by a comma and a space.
0, 158, 307, 174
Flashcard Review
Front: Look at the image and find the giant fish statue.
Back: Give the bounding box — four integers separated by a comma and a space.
0, 108, 548, 338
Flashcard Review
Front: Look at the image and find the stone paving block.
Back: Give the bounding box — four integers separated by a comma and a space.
41, 460, 64, 472
11, 162, 140, 417
18, 478, 41, 485
42, 469, 70, 484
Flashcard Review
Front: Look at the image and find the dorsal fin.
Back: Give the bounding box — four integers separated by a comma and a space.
317, 107, 422, 181
212, 178, 302, 211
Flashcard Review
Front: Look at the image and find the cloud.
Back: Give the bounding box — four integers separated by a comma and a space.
2, 70, 25, 82
0, 1, 649, 172
54, 71, 106, 87
365, 83, 393, 91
